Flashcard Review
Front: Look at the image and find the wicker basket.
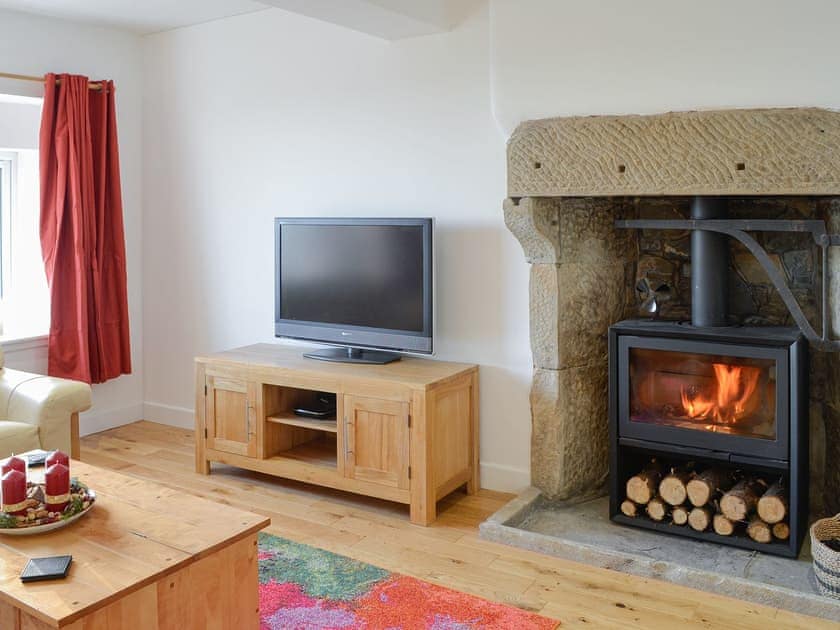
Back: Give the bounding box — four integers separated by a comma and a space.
811, 514, 840, 598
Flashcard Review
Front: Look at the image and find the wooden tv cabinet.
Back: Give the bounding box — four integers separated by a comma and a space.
194, 344, 479, 525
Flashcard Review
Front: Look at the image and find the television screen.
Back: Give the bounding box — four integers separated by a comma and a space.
275, 218, 433, 356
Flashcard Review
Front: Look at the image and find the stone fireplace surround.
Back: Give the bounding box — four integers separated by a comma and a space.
479, 108, 840, 619
502, 107, 840, 513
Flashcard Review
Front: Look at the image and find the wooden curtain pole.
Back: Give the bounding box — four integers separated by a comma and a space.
0, 71, 103, 91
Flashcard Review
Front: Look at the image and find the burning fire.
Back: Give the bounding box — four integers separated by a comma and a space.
680, 363, 761, 424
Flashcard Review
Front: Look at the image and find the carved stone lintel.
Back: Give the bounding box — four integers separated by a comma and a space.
508, 108, 840, 198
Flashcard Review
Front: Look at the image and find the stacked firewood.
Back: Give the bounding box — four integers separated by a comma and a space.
620, 460, 789, 543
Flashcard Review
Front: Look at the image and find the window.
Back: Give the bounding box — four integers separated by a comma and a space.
0, 95, 49, 340
0, 153, 10, 296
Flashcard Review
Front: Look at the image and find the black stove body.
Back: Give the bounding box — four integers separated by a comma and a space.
608, 320, 807, 556
608, 197, 810, 557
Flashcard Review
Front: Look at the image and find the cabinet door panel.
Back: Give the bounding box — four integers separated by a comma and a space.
206, 377, 257, 457
345, 396, 409, 489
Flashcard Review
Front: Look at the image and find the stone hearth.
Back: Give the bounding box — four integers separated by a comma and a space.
480, 491, 840, 621
502, 108, 840, 511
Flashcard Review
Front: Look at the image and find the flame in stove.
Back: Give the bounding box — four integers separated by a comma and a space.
680, 363, 761, 424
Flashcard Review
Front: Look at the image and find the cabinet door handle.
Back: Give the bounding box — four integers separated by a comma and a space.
344, 417, 353, 457
245, 401, 253, 436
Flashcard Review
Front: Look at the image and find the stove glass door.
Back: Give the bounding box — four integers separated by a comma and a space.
617, 336, 789, 460
629, 348, 776, 439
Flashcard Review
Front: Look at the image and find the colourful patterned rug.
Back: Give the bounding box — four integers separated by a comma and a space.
258, 532, 559, 629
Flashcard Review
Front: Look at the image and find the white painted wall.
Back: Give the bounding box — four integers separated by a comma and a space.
142, 5, 533, 490
141, 0, 840, 492
48, 0, 834, 492
0, 9, 144, 436
490, 0, 840, 134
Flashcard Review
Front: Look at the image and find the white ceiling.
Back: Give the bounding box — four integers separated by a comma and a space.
261, 0, 479, 40
0, 0, 478, 38
0, 0, 267, 34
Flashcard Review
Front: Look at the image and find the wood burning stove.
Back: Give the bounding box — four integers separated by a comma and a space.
609, 320, 807, 556
609, 196, 812, 557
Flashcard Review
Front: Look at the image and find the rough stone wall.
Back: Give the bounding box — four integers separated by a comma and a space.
633, 197, 824, 327
504, 197, 636, 499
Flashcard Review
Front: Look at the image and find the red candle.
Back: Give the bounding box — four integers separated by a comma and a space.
45, 463, 70, 514
2, 470, 26, 515
46, 450, 70, 470
1, 455, 26, 477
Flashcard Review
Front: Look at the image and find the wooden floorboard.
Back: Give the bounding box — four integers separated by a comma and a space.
80, 421, 832, 629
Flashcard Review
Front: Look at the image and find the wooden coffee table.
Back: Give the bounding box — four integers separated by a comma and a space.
0, 461, 269, 629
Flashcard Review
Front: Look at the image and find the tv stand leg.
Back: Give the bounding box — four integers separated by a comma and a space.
466, 371, 480, 495
410, 497, 435, 526
195, 364, 211, 475
410, 390, 436, 525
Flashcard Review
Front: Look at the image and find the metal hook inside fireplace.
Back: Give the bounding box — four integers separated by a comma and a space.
616, 210, 840, 352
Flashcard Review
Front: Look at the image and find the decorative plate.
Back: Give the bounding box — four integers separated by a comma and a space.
0, 481, 95, 536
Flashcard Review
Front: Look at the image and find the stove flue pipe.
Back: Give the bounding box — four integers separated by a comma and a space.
691, 196, 729, 327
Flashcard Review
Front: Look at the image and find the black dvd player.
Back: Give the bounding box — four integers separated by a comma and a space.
294, 392, 336, 420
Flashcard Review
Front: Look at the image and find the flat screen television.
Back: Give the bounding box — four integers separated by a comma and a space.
274, 218, 433, 364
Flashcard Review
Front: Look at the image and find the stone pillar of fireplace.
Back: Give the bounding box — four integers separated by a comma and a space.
504, 197, 635, 499
825, 201, 840, 514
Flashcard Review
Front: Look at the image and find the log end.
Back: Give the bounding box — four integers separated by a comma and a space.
620, 500, 638, 518
747, 518, 773, 544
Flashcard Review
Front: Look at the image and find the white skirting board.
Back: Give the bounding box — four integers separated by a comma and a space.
142, 401, 194, 429
79, 402, 144, 437
479, 462, 530, 493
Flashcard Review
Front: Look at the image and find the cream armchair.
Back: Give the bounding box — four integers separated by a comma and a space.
0, 347, 92, 459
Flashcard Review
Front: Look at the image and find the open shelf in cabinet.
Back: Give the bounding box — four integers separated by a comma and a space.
267, 434, 337, 469
262, 383, 339, 469
266, 413, 337, 433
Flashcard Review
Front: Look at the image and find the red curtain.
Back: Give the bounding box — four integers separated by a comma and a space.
39, 73, 131, 384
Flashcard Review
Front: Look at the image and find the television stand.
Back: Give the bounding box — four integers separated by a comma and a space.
195, 343, 479, 525
303, 346, 400, 365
